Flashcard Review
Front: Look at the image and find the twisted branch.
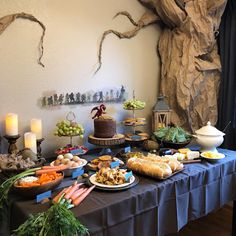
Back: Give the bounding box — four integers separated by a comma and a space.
0, 12, 46, 67
95, 11, 159, 74
113, 11, 139, 26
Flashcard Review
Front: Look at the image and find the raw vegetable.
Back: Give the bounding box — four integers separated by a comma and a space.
41, 164, 67, 170
52, 188, 66, 203
0, 165, 64, 209
0, 167, 41, 209
12, 202, 88, 236
12, 182, 95, 235
17, 171, 62, 187
73, 185, 95, 206
64, 183, 83, 200
153, 126, 191, 143
35, 165, 67, 175
70, 188, 87, 202
52, 181, 95, 206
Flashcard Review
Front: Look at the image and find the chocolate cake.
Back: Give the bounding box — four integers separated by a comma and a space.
94, 116, 116, 138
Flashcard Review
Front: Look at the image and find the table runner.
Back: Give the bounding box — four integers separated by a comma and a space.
2, 148, 236, 236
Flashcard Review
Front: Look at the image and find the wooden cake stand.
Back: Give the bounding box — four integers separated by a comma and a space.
88, 134, 125, 155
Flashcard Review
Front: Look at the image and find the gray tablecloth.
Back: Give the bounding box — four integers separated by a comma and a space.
2, 148, 236, 236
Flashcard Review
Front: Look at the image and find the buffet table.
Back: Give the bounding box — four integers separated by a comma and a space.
2, 148, 236, 236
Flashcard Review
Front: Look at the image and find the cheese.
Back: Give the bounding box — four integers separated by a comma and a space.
178, 148, 190, 154
186, 151, 200, 160
173, 153, 185, 161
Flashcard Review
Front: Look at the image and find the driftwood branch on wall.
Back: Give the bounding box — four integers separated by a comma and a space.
95, 11, 159, 74
0, 12, 46, 67
96, 0, 227, 131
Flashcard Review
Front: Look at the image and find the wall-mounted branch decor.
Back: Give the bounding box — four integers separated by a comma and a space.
95, 11, 159, 74
41, 86, 128, 107
96, 0, 227, 132
0, 12, 46, 67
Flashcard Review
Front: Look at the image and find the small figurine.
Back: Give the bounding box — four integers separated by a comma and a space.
91, 104, 106, 119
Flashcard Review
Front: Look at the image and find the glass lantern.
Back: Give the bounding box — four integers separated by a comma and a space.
152, 95, 171, 131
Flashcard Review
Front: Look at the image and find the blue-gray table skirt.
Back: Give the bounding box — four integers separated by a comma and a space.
2, 148, 236, 236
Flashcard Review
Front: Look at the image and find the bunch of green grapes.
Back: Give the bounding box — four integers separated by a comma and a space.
123, 99, 146, 110
54, 120, 84, 137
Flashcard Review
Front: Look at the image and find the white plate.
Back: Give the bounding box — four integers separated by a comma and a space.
89, 174, 135, 189
201, 152, 225, 160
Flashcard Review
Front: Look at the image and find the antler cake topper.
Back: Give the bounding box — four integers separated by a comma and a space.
91, 104, 106, 119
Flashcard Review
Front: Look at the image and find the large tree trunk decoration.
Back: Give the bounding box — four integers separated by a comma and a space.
0, 12, 46, 67
96, 0, 227, 132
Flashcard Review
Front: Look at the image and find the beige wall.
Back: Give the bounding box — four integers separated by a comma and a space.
0, 0, 161, 156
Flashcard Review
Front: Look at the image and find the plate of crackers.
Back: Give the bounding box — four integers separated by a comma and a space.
87, 155, 124, 171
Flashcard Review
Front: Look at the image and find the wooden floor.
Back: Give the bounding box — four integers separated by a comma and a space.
169, 205, 232, 236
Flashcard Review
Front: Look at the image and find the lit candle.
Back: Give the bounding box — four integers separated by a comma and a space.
31, 119, 42, 139
5, 113, 18, 136
24, 132, 37, 154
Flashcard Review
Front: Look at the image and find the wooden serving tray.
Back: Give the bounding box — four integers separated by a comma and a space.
180, 159, 202, 164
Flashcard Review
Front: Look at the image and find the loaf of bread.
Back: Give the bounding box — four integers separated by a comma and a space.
140, 154, 184, 172
127, 157, 172, 179
140, 155, 162, 162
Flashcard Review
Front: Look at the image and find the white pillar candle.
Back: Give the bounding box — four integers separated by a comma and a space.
31, 119, 42, 139
5, 113, 18, 136
24, 132, 37, 154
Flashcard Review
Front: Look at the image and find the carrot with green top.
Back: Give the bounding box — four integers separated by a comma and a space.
73, 185, 95, 206
64, 183, 83, 200
42, 165, 67, 170
35, 168, 64, 176
52, 188, 66, 203
70, 188, 87, 202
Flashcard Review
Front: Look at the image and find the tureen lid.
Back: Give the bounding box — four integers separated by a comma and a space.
195, 121, 225, 136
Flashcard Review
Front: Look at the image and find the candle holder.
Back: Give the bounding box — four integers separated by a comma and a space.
4, 134, 20, 154
36, 138, 44, 157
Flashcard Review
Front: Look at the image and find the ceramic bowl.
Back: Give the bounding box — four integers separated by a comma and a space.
50, 159, 87, 177
194, 121, 225, 152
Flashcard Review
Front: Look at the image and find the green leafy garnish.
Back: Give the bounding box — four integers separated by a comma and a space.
153, 126, 191, 143
12, 203, 88, 236
0, 167, 41, 209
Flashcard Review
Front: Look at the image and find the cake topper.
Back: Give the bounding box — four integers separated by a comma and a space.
91, 104, 106, 119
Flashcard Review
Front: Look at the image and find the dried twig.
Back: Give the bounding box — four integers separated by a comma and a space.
113, 11, 139, 26
95, 11, 159, 74
0, 12, 46, 67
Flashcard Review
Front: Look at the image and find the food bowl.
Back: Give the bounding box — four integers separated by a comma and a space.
1, 158, 46, 177
55, 145, 88, 155
194, 121, 225, 152
201, 151, 225, 161
156, 138, 192, 149
50, 159, 87, 177
12, 172, 64, 198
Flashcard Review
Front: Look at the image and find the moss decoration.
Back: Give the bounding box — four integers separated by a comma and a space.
0, 12, 46, 67
96, 0, 227, 131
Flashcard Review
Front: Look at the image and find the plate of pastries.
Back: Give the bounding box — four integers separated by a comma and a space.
87, 155, 124, 171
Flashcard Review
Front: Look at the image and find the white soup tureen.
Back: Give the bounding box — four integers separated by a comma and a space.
194, 121, 225, 153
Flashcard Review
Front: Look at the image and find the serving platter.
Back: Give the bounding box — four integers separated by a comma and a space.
157, 168, 184, 180
88, 174, 138, 191
55, 145, 88, 155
